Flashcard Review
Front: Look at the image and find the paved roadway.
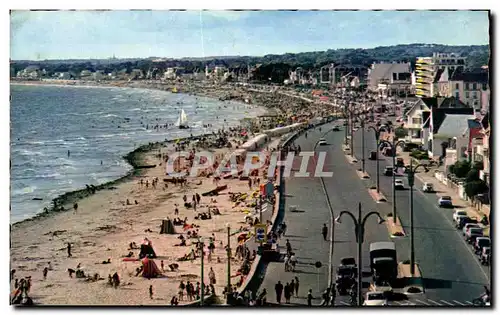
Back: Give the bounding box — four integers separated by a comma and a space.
256, 122, 397, 306
351, 128, 491, 303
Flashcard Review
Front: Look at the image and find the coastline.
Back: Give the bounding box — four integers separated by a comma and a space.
10, 79, 267, 226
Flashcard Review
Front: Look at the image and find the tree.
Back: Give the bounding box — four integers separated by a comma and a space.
472, 161, 484, 171
451, 160, 471, 178
466, 168, 480, 182
464, 180, 489, 199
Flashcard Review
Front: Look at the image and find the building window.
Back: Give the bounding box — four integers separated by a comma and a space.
455, 83, 459, 90
482, 83, 488, 90
466, 92, 470, 98
455, 92, 460, 99
393, 73, 397, 81
473, 83, 477, 90
465, 83, 470, 90
473, 91, 478, 99
412, 118, 422, 125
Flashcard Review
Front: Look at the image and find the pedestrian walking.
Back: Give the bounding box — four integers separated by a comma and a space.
284, 255, 290, 272
290, 279, 295, 298
275, 281, 283, 304
67, 242, 72, 258
284, 283, 291, 304
73, 203, 78, 214
285, 239, 292, 256
294, 277, 300, 297
322, 223, 328, 241
43, 267, 48, 280
149, 285, 154, 299
307, 289, 313, 306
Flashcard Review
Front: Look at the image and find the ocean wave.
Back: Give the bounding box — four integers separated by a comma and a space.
15, 149, 45, 156
102, 114, 119, 118
129, 108, 142, 111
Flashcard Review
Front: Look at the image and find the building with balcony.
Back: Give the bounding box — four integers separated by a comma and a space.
415, 52, 466, 98
473, 113, 490, 184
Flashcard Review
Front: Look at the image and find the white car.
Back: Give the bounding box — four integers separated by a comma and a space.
438, 196, 453, 208
463, 223, 481, 236
453, 210, 468, 223
363, 291, 388, 306
318, 138, 328, 146
422, 182, 434, 192
394, 179, 405, 190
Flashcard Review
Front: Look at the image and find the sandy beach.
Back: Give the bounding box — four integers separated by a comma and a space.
10, 78, 331, 305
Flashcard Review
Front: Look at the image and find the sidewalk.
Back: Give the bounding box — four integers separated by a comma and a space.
395, 149, 490, 224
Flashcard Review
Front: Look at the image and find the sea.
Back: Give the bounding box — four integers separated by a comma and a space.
10, 84, 265, 223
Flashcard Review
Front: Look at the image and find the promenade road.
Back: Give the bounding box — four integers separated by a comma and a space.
352, 128, 490, 303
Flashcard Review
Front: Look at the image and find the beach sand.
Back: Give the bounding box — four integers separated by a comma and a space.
10, 132, 280, 305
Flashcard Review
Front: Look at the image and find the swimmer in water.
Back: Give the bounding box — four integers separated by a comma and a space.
67, 150, 70, 157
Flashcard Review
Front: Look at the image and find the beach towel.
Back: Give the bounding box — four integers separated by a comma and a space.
122, 258, 140, 262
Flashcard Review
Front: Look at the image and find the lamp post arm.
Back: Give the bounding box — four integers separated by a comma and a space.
361, 211, 384, 227
338, 211, 359, 226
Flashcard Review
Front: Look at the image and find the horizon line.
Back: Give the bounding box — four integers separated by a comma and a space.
10, 42, 490, 62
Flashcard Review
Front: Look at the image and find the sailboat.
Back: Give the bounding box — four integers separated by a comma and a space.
176, 109, 189, 129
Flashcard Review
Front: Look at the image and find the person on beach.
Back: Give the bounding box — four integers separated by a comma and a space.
322, 223, 328, 241
149, 285, 154, 299
196, 193, 201, 204
43, 267, 48, 280
160, 260, 164, 272
67, 242, 72, 258
178, 281, 185, 301
67, 150, 70, 158
73, 203, 78, 214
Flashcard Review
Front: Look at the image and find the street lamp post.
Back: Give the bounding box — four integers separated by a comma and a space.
367, 126, 382, 194
226, 223, 232, 299
335, 203, 385, 306
198, 238, 205, 306
379, 136, 406, 219
406, 159, 429, 276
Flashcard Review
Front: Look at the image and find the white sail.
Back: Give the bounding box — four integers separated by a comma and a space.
176, 109, 189, 128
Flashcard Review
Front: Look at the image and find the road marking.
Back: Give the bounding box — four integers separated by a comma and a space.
340, 301, 350, 305
415, 299, 430, 305
394, 301, 404, 305
453, 300, 466, 306
427, 299, 443, 306
440, 300, 454, 306
465, 301, 473, 305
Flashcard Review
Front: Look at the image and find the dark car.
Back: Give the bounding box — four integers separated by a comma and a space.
369, 151, 377, 160
384, 166, 393, 176
332, 126, 341, 131
474, 237, 490, 255
336, 266, 356, 295
456, 217, 478, 230
340, 257, 356, 267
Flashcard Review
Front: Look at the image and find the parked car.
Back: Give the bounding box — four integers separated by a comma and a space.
332, 126, 341, 131
422, 182, 434, 193
474, 237, 490, 255
463, 223, 481, 236
384, 166, 393, 176
363, 292, 388, 306
394, 179, 405, 190
466, 227, 484, 244
369, 151, 377, 160
453, 210, 468, 223
318, 138, 327, 146
456, 217, 478, 230
438, 196, 453, 208
340, 257, 356, 267
480, 247, 491, 265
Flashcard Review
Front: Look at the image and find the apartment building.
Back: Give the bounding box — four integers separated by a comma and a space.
415, 52, 466, 98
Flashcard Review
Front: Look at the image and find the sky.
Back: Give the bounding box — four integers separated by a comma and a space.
10, 10, 490, 60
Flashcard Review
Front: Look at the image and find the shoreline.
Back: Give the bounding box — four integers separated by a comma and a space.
10, 79, 267, 226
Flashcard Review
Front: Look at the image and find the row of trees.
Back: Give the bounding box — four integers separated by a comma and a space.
11, 43, 489, 82
448, 160, 489, 199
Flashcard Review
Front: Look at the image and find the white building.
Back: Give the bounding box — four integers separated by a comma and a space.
368, 62, 412, 97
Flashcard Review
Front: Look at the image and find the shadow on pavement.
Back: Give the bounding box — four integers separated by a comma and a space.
421, 278, 453, 289
402, 225, 457, 232
284, 235, 308, 239
293, 269, 319, 275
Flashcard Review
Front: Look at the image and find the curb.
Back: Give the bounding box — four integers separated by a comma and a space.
368, 188, 387, 203
345, 154, 358, 164
398, 263, 425, 294
386, 216, 406, 238
356, 170, 370, 179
